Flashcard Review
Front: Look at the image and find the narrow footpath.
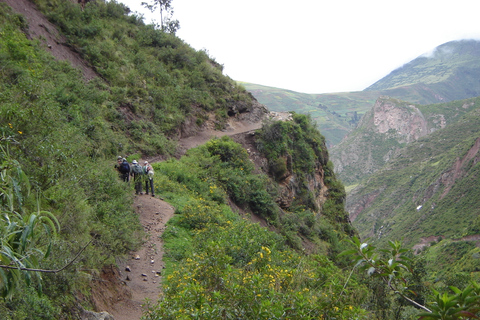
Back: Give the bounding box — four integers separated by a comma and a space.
108, 195, 175, 320
97, 112, 291, 319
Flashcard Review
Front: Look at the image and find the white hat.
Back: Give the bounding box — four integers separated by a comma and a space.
132, 160, 138, 164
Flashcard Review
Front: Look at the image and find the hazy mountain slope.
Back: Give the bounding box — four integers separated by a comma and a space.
366, 39, 480, 97
346, 98, 480, 249
331, 96, 478, 185
240, 82, 379, 145
243, 39, 480, 146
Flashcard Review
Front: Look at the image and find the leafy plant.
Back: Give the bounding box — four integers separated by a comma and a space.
0, 136, 60, 298
341, 237, 480, 319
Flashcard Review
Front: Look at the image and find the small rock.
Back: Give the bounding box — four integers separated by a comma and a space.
141, 273, 147, 277
125, 266, 131, 272
126, 276, 130, 281
143, 278, 148, 281
151, 260, 155, 264
134, 255, 140, 260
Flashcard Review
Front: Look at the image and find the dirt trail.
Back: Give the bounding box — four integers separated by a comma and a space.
107, 113, 291, 319
107, 195, 175, 320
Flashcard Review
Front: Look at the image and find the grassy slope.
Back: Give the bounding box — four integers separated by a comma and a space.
366, 39, 480, 95
240, 82, 379, 146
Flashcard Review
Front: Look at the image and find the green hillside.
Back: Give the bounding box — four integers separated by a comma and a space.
347, 98, 480, 252
366, 39, 480, 97
240, 82, 379, 146
331, 96, 479, 185
0, 1, 369, 318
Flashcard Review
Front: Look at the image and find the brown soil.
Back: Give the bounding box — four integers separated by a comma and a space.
104, 195, 175, 320
1, 0, 99, 81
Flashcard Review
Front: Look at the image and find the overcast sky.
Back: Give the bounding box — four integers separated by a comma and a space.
118, 0, 480, 94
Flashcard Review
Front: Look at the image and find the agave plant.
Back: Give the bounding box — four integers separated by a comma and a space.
0, 136, 60, 298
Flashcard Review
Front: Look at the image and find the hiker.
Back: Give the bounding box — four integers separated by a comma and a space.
118, 157, 130, 182
143, 161, 155, 197
114, 156, 123, 177
131, 160, 144, 195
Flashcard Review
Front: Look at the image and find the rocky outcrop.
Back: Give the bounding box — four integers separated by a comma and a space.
371, 98, 428, 143
331, 96, 446, 185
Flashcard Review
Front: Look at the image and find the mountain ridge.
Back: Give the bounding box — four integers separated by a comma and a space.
242, 39, 480, 146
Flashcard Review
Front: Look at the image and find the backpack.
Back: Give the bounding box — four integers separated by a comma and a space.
145, 165, 154, 178
119, 161, 130, 174
132, 164, 143, 174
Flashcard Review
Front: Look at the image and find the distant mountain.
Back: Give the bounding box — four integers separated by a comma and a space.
330, 96, 477, 185
365, 39, 480, 98
238, 83, 378, 146
242, 39, 480, 146
346, 97, 480, 252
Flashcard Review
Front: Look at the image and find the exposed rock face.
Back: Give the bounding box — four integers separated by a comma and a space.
372, 99, 428, 143
331, 96, 446, 185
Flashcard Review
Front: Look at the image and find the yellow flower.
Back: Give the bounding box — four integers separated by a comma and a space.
18, 131, 23, 134
8, 123, 13, 128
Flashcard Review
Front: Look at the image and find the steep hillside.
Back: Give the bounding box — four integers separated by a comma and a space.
243, 39, 480, 146
0, 1, 364, 318
331, 96, 478, 185
347, 101, 480, 251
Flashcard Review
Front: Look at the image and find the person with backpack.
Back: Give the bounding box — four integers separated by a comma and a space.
131, 160, 144, 195
118, 158, 130, 182
143, 161, 155, 197
114, 156, 123, 177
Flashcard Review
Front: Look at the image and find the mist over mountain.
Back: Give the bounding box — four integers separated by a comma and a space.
243, 39, 480, 146
366, 39, 480, 97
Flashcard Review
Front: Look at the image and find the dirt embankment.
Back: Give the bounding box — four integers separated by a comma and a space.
1, 0, 99, 81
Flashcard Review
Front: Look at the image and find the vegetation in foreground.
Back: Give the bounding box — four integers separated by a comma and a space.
145, 136, 368, 319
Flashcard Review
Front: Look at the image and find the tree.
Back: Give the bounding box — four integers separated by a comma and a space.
142, 0, 180, 33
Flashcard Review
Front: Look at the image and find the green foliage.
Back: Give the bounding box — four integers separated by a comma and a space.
146, 152, 368, 318
342, 237, 480, 319
137, 136, 374, 318
0, 4, 146, 314
255, 114, 355, 242
0, 137, 60, 298
155, 136, 279, 223
256, 114, 327, 208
